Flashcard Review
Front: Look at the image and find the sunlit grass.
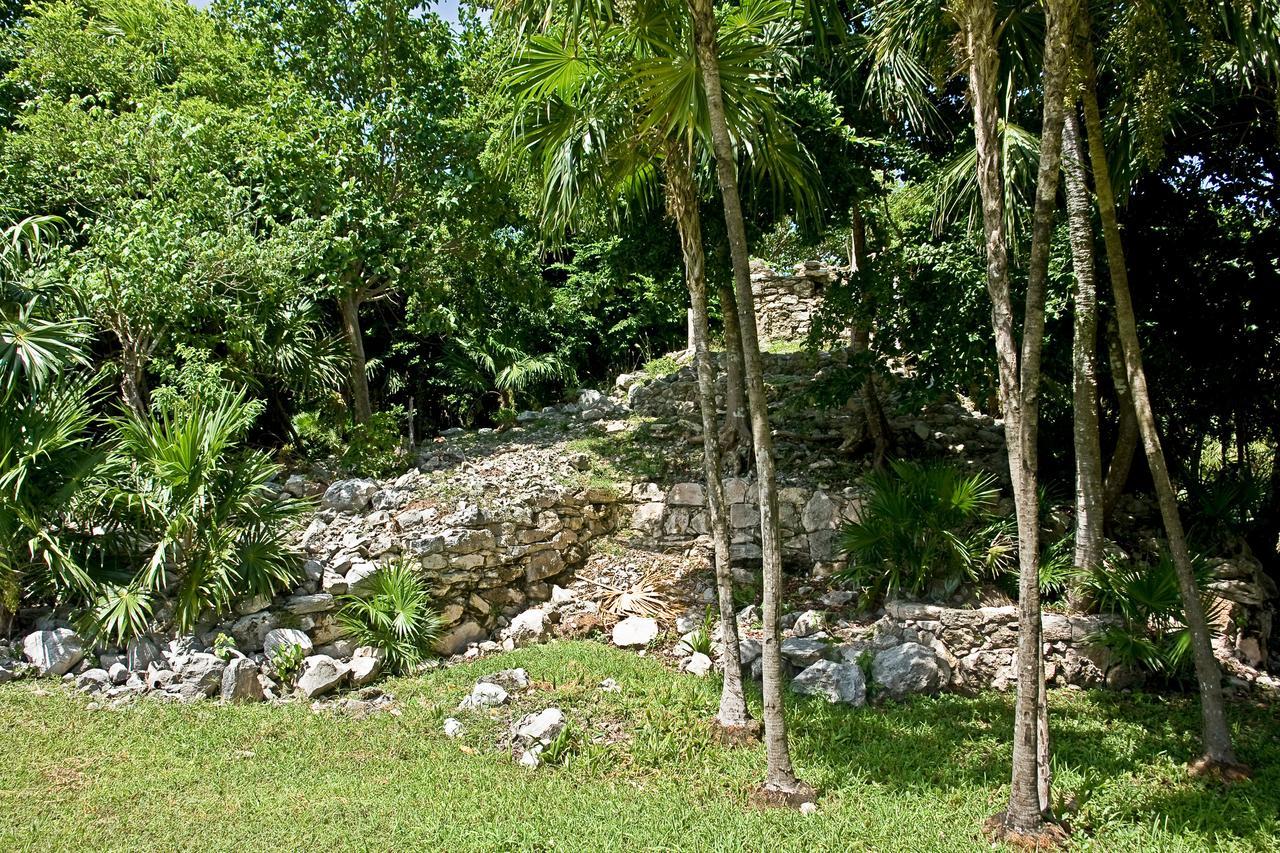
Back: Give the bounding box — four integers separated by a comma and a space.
1, 641, 1275, 851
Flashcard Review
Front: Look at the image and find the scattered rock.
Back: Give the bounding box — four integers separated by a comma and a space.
790, 660, 866, 706
459, 681, 509, 710
75, 668, 111, 693
263, 628, 313, 660
297, 655, 348, 698
612, 616, 659, 648
321, 478, 379, 512
683, 652, 713, 677
873, 642, 950, 699
506, 608, 549, 646
514, 707, 565, 745
443, 717, 465, 738
781, 638, 828, 668
221, 658, 265, 703
22, 628, 84, 676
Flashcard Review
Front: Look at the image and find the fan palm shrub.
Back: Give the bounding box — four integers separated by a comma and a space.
336, 560, 443, 673
87, 388, 308, 642
1078, 549, 1222, 678
837, 460, 1010, 602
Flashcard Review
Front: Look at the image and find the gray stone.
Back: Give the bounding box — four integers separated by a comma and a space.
283, 474, 307, 497
666, 482, 705, 507
227, 613, 279, 651
872, 642, 950, 698
75, 668, 111, 693
435, 620, 487, 656
263, 628, 313, 661
790, 660, 866, 706
515, 707, 565, 745
348, 655, 383, 687
612, 616, 659, 648
683, 652, 713, 677
284, 593, 335, 615
738, 638, 762, 665
180, 653, 227, 698
802, 491, 837, 532
221, 658, 265, 703
322, 478, 379, 512
443, 717, 465, 738
344, 561, 381, 593
781, 638, 828, 668
297, 655, 348, 698
791, 609, 827, 637
108, 662, 129, 685
479, 668, 531, 691
506, 608, 549, 646
459, 681, 508, 709
22, 628, 84, 676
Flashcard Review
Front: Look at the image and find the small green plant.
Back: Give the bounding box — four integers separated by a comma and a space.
540, 723, 577, 767
837, 460, 1008, 602
686, 608, 715, 657
341, 407, 408, 477
639, 353, 681, 379
271, 642, 306, 687
336, 560, 443, 673
213, 633, 237, 661
1079, 549, 1222, 677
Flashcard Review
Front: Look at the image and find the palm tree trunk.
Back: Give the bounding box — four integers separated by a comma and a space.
687, 0, 811, 804
338, 289, 373, 425
120, 341, 149, 417
963, 0, 1071, 836
1080, 38, 1242, 773
1063, 112, 1105, 577
1103, 315, 1139, 520
664, 146, 754, 738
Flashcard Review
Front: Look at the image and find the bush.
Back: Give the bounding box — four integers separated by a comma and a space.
336, 560, 443, 673
85, 389, 309, 643
837, 460, 1011, 602
1078, 549, 1221, 677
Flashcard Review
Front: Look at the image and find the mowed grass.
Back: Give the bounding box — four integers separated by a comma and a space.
1, 641, 1277, 852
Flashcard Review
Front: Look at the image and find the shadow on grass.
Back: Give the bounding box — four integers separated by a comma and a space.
780, 682, 1279, 843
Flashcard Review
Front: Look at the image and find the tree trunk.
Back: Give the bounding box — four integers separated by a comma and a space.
1080, 36, 1242, 773
963, 0, 1070, 836
338, 289, 373, 425
849, 203, 891, 469
120, 341, 149, 417
664, 146, 753, 737
1103, 315, 1140, 520
718, 283, 753, 470
1063, 112, 1105, 577
687, 0, 811, 803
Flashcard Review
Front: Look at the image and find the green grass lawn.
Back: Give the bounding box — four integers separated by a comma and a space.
1, 641, 1277, 851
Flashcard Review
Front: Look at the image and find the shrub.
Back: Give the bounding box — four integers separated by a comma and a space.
270, 642, 307, 687
85, 389, 309, 643
336, 560, 443, 673
837, 460, 1010, 602
1078, 549, 1222, 677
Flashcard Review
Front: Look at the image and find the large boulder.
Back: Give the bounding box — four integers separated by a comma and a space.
221, 658, 265, 703
22, 628, 84, 676
873, 642, 950, 699
780, 637, 828, 668
297, 655, 348, 698
790, 660, 866, 706
263, 628, 313, 661
322, 479, 379, 513
612, 616, 659, 648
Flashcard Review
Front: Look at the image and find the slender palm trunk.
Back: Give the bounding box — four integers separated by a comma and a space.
687, 0, 810, 802
963, 0, 1071, 835
1103, 315, 1139, 520
338, 289, 373, 425
664, 148, 753, 736
120, 341, 149, 417
1080, 39, 1242, 773
1063, 112, 1105, 576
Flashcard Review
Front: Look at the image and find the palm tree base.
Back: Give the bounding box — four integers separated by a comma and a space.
748, 780, 818, 810
982, 813, 1069, 849
711, 717, 761, 747
1188, 755, 1251, 783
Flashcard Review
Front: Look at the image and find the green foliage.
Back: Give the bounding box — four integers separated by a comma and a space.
341, 408, 408, 478
336, 560, 443, 674
270, 641, 306, 688
685, 608, 715, 657
540, 722, 577, 767
1079, 550, 1222, 678
212, 632, 237, 661
86, 388, 307, 642
837, 460, 1009, 602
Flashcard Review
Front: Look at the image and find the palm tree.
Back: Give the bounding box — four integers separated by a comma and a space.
504, 0, 818, 745
861, 0, 1074, 835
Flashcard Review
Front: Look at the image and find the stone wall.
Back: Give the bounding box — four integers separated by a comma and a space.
220, 472, 623, 658
626, 478, 859, 572
751, 259, 837, 343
